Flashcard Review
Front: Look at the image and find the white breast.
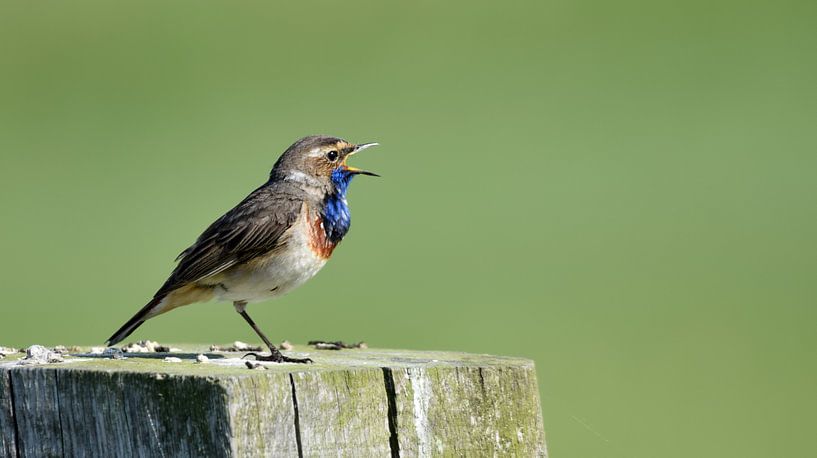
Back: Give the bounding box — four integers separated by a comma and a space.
211, 210, 327, 304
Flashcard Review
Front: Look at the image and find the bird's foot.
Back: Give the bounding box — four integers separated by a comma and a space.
242, 351, 312, 364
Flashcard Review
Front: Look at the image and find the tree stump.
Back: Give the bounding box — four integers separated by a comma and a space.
0, 345, 547, 457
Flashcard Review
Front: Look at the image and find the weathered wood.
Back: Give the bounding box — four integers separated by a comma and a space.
291, 369, 392, 456
9, 368, 63, 457
0, 346, 547, 457
389, 366, 546, 456
221, 372, 298, 456
0, 370, 17, 457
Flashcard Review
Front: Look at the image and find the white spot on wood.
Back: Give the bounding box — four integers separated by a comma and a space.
410, 370, 432, 457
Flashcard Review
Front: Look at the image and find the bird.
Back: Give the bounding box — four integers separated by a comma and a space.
105, 135, 379, 363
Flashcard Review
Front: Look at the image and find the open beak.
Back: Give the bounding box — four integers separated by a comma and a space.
344, 142, 380, 177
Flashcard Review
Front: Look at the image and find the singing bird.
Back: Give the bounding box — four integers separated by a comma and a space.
106, 135, 379, 363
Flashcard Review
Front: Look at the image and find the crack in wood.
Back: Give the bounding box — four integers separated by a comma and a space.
382, 368, 401, 458
5, 371, 21, 458
54, 371, 67, 457
288, 374, 304, 458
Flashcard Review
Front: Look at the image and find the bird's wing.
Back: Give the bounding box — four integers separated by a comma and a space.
154, 184, 304, 298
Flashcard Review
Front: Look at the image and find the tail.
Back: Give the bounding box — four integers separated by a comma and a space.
105, 296, 164, 347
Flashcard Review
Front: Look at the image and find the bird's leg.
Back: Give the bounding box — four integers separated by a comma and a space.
234, 301, 312, 364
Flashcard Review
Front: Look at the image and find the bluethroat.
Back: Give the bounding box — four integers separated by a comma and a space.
106, 135, 379, 363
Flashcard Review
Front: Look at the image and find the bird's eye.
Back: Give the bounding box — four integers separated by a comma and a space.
326, 150, 339, 162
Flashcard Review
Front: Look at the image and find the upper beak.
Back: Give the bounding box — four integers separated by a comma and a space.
345, 142, 380, 176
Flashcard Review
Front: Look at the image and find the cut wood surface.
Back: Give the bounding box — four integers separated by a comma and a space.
0, 345, 547, 457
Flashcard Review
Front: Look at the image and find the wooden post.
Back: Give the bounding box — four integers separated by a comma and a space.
0, 345, 547, 457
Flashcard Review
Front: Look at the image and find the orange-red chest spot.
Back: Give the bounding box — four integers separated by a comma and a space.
308, 215, 337, 260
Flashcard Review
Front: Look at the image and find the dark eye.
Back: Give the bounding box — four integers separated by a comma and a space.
326, 150, 339, 162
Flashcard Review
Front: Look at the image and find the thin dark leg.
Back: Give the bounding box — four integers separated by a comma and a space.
238, 310, 279, 354
237, 308, 312, 364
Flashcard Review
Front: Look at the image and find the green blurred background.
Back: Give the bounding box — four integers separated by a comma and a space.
1, 1, 816, 456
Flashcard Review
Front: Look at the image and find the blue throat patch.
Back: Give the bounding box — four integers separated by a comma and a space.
322, 168, 356, 244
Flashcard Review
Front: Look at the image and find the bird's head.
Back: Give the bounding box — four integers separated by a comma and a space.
271, 135, 379, 194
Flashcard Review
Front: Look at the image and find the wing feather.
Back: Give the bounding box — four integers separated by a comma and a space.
154, 183, 303, 298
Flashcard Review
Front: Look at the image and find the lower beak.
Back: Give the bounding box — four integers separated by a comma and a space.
345, 142, 380, 176
346, 167, 379, 177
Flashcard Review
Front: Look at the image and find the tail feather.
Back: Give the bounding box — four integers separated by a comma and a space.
105, 296, 164, 347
